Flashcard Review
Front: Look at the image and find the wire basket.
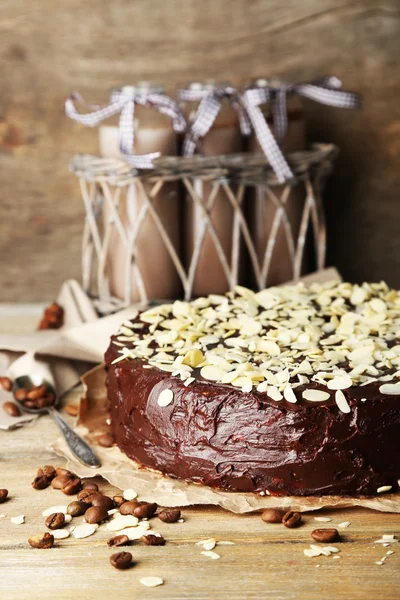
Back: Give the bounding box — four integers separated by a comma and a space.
70, 143, 337, 312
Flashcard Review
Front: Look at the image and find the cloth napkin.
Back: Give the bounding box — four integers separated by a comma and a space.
0, 279, 142, 430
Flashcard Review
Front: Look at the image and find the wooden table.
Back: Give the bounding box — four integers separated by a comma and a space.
0, 310, 399, 600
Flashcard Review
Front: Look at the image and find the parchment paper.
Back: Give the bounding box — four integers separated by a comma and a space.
52, 364, 400, 514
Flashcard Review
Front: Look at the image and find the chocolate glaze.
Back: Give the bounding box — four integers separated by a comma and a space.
105, 340, 400, 497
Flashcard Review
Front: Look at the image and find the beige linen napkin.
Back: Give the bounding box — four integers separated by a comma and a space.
0, 279, 142, 430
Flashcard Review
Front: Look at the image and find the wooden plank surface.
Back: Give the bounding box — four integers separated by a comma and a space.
0, 0, 400, 301
0, 312, 399, 599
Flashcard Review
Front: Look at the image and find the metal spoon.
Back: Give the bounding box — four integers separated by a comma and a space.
12, 375, 101, 469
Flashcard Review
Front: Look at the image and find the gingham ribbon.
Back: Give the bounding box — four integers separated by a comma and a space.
65, 88, 187, 169
179, 86, 251, 156
270, 76, 361, 142
180, 85, 294, 183
241, 87, 294, 183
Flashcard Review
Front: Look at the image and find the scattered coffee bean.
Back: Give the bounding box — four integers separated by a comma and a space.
261, 508, 286, 524
91, 494, 114, 512
0, 377, 12, 392
77, 489, 101, 505
61, 477, 82, 496
45, 512, 65, 530
113, 495, 125, 508
32, 475, 50, 490
109, 551, 132, 570
3, 402, 21, 417
133, 502, 158, 519
15, 388, 27, 402
55, 467, 75, 477
84, 505, 108, 524
141, 534, 165, 546
82, 481, 99, 491
282, 511, 302, 528
311, 528, 339, 543
107, 534, 130, 548
65, 404, 79, 417
158, 508, 181, 523
97, 433, 115, 448
28, 532, 54, 549
26, 385, 47, 401
67, 501, 88, 517
51, 474, 74, 490
119, 501, 140, 515
0, 489, 9, 503
38, 465, 56, 481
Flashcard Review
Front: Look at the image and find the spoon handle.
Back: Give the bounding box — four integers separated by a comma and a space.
48, 407, 101, 468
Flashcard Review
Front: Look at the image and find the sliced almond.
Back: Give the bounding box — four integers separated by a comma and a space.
327, 375, 353, 390
335, 390, 351, 414
379, 383, 400, 395
302, 389, 330, 402
72, 524, 98, 539
157, 389, 174, 407
139, 577, 164, 588
283, 384, 297, 404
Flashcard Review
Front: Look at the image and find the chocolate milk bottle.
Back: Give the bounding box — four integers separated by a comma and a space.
99, 83, 181, 304
246, 78, 307, 287
181, 81, 243, 296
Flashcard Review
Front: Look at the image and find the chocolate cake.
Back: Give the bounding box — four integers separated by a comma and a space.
105, 281, 400, 497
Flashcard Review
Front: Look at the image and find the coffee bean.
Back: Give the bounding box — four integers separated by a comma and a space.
77, 489, 101, 504
107, 534, 130, 548
82, 481, 99, 491
3, 402, 21, 417
61, 477, 82, 496
113, 495, 125, 508
311, 528, 339, 543
141, 534, 165, 546
97, 433, 115, 448
0, 376, 12, 391
67, 501, 88, 517
51, 474, 74, 490
133, 502, 158, 519
14, 388, 27, 402
84, 505, 108, 524
32, 475, 50, 490
65, 404, 79, 417
55, 467, 75, 478
28, 532, 54, 549
23, 400, 36, 409
27, 385, 47, 401
38, 465, 56, 481
109, 551, 132, 570
158, 508, 181, 523
282, 511, 302, 528
40, 393, 55, 407
45, 512, 65, 530
119, 501, 140, 515
261, 508, 286, 524
91, 494, 114, 511
0, 489, 8, 503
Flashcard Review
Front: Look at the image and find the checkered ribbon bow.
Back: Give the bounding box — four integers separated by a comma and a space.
179, 86, 252, 153
180, 85, 294, 183
270, 76, 361, 142
65, 88, 187, 169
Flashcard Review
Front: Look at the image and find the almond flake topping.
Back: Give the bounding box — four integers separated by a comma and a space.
157, 389, 174, 407
112, 281, 400, 399
303, 390, 330, 402
335, 390, 351, 414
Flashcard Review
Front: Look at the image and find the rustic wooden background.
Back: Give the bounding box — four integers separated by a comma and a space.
0, 0, 399, 301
